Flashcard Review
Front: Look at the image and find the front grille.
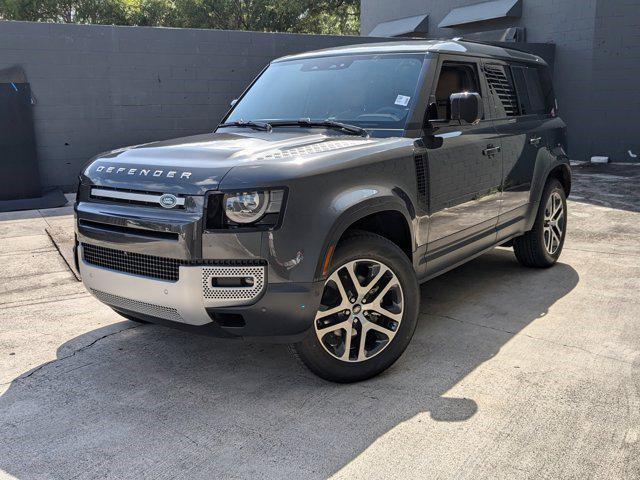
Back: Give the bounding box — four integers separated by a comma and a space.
90, 186, 186, 209
81, 243, 265, 282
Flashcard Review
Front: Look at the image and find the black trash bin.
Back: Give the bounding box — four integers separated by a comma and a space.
0, 66, 66, 212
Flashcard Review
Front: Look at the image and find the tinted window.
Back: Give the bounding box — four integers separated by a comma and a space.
483, 64, 519, 117
431, 62, 481, 121
536, 66, 556, 114
511, 65, 547, 115
226, 54, 428, 130
524, 68, 546, 113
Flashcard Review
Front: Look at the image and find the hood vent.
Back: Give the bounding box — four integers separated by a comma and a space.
256, 140, 370, 161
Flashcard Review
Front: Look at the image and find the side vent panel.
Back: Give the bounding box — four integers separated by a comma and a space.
414, 153, 429, 212
484, 64, 519, 117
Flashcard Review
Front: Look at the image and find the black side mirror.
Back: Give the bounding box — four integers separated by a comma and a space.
450, 92, 483, 124
230, 98, 238, 108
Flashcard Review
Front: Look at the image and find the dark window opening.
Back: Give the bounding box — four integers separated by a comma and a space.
511, 65, 547, 115
431, 62, 481, 121
536, 66, 556, 114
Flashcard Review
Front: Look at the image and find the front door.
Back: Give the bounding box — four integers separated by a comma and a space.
422, 55, 503, 276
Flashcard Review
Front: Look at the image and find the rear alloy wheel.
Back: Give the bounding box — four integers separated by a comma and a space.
513, 178, 567, 267
542, 191, 565, 256
292, 232, 419, 383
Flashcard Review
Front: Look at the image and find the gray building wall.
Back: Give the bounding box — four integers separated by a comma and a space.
361, 0, 640, 162
0, 21, 380, 190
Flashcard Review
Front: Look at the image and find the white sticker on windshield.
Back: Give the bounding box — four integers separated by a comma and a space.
395, 95, 411, 106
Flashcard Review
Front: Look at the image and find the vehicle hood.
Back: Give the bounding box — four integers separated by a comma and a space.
81, 131, 395, 195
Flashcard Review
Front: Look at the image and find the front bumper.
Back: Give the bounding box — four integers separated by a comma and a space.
78, 244, 323, 341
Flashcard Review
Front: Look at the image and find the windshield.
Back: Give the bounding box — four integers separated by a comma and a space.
225, 53, 428, 130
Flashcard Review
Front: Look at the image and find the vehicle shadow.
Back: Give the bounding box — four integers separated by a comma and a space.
0, 248, 579, 479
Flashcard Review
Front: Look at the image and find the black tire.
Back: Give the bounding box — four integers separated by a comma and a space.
291, 231, 420, 383
112, 308, 150, 324
513, 178, 567, 268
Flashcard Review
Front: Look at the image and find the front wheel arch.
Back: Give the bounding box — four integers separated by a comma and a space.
314, 199, 415, 282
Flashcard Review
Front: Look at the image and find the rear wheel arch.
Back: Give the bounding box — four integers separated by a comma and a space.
526, 161, 571, 231
547, 163, 571, 197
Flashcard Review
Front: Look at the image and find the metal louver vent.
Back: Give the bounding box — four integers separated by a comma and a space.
484, 64, 519, 117
414, 154, 429, 210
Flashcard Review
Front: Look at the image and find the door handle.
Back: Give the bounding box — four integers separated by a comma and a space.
529, 136, 542, 146
482, 145, 501, 156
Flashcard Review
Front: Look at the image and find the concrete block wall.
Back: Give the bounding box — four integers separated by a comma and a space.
590, 0, 640, 161
0, 21, 380, 190
361, 0, 640, 162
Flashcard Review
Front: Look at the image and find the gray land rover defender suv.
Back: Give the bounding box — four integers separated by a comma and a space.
75, 40, 570, 382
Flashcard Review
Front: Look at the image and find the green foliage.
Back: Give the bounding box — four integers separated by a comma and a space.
0, 0, 360, 35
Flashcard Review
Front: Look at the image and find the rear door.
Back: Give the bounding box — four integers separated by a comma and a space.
483, 59, 552, 242
422, 55, 503, 275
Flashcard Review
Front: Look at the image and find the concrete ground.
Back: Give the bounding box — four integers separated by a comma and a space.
1, 164, 639, 479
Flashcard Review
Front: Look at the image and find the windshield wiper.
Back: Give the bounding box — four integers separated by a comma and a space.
270, 119, 369, 137
218, 120, 272, 132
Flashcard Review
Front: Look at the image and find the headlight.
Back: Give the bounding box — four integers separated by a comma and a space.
221, 189, 285, 226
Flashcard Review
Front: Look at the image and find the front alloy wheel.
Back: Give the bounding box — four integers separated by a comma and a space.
292, 232, 419, 383
314, 259, 403, 363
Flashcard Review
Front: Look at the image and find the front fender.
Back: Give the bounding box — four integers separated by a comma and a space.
259, 182, 416, 285
313, 189, 415, 281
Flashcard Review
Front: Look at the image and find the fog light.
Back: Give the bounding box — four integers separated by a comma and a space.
211, 276, 256, 288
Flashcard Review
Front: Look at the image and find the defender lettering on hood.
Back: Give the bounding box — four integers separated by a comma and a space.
94, 165, 192, 179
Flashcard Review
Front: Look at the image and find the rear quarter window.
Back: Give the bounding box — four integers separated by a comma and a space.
511, 64, 553, 116
485, 62, 556, 118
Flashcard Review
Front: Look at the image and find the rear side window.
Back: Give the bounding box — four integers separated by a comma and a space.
483, 64, 519, 118
511, 65, 547, 115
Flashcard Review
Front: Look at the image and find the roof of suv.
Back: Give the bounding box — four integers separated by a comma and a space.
276, 39, 547, 66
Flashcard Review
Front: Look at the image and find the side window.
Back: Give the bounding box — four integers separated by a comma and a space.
511, 65, 547, 115
483, 64, 519, 118
524, 68, 546, 113
511, 66, 530, 114
430, 62, 481, 121
535, 66, 556, 115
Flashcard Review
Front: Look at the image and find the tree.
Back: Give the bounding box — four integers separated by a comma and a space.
0, 0, 360, 35
1, 0, 128, 23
